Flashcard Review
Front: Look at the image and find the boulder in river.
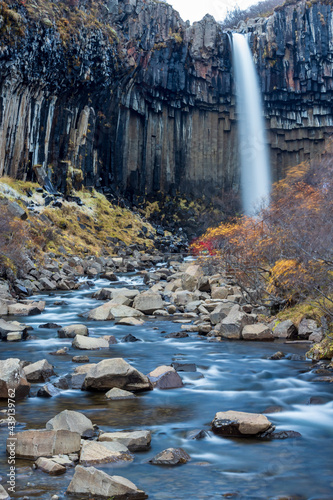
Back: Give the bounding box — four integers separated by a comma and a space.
186, 429, 208, 440
35, 457, 66, 475
241, 324, 274, 341
269, 351, 285, 360
23, 359, 55, 382
84, 358, 152, 392
270, 430, 302, 439
39, 323, 62, 329
122, 333, 141, 342
149, 447, 190, 465
46, 410, 94, 438
116, 317, 145, 326
79, 440, 132, 465
148, 365, 183, 389
8, 301, 45, 316
0, 358, 30, 399
0, 319, 28, 340
66, 465, 148, 499
58, 324, 89, 338
99, 430, 151, 451
171, 362, 197, 372
72, 335, 109, 350
105, 387, 136, 400
133, 292, 163, 314
72, 355, 90, 363
37, 383, 61, 397
7, 429, 81, 459
211, 411, 272, 437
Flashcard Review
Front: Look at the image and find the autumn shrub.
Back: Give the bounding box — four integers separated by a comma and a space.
191, 150, 333, 319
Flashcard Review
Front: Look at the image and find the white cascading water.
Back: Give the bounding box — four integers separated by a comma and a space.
232, 33, 271, 216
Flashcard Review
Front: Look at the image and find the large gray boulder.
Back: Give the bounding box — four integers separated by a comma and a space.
79, 440, 132, 465
0, 358, 30, 399
7, 301, 45, 316
66, 465, 148, 499
148, 366, 183, 389
7, 429, 81, 459
99, 430, 151, 451
298, 318, 323, 341
84, 358, 152, 392
273, 320, 298, 339
72, 335, 109, 350
212, 411, 272, 437
0, 319, 27, 340
58, 324, 89, 338
218, 305, 256, 339
133, 292, 163, 314
241, 324, 274, 341
87, 301, 143, 320
23, 359, 55, 382
46, 410, 94, 438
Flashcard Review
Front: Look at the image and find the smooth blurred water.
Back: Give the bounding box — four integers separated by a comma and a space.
232, 33, 271, 216
0, 273, 332, 499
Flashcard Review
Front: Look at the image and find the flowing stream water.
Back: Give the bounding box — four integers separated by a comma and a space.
232, 33, 271, 216
0, 272, 333, 499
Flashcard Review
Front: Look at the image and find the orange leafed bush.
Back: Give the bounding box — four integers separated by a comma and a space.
191, 148, 333, 316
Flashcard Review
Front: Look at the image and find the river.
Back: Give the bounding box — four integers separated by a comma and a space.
1, 271, 333, 499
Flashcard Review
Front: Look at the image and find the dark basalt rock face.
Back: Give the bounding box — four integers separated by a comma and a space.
0, 0, 332, 202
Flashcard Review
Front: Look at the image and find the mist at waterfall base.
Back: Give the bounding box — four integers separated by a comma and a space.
232, 33, 271, 216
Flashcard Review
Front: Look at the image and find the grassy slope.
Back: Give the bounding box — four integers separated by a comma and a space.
0, 177, 156, 261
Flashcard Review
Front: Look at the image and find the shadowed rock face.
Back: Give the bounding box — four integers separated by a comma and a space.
0, 0, 332, 201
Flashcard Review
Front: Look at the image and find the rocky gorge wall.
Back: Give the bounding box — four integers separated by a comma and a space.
0, 0, 332, 202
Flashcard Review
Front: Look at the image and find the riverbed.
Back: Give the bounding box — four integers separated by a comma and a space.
1, 272, 333, 499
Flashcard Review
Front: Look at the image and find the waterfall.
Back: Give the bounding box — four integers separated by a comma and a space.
232, 33, 271, 216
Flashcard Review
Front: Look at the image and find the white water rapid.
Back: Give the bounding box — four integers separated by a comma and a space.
232, 33, 271, 216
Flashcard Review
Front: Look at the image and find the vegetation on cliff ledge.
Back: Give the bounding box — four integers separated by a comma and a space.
0, 178, 156, 278
0, 0, 119, 48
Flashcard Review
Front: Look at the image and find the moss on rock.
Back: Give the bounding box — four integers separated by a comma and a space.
306, 337, 333, 361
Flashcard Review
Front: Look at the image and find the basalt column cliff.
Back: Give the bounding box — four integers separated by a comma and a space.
0, 0, 332, 200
